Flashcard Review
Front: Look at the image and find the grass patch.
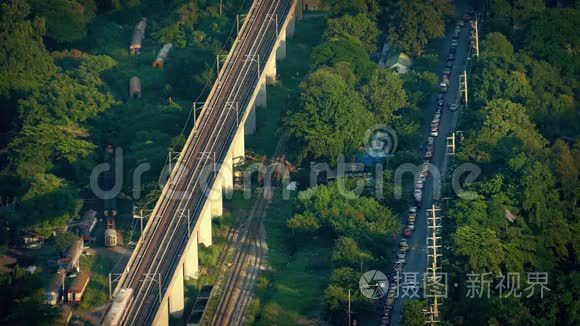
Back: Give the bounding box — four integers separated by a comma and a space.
78, 254, 115, 311
244, 191, 331, 325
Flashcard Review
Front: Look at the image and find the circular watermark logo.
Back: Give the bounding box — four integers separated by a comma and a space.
359, 270, 389, 299
364, 125, 398, 158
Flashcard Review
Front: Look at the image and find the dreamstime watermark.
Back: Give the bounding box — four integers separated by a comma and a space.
364, 124, 398, 158
88, 125, 482, 203
359, 271, 551, 300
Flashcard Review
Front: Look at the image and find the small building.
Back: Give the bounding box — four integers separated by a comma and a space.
130, 18, 147, 54
129, 77, 141, 99
45, 271, 65, 305
385, 52, 412, 74
67, 271, 91, 304
152, 43, 173, 69
105, 228, 117, 247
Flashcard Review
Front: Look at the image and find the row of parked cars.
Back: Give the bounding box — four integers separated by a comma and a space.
379, 203, 420, 326
379, 13, 475, 326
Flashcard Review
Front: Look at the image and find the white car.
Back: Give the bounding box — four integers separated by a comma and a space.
414, 189, 423, 201
431, 130, 439, 137
450, 103, 458, 111
408, 222, 415, 231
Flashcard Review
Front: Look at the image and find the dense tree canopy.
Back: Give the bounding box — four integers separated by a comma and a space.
387, 0, 453, 55
284, 67, 372, 162
325, 13, 381, 53
446, 1, 580, 324
29, 0, 97, 43
0, 0, 56, 96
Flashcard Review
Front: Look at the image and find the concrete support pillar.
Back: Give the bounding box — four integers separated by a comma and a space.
287, 15, 295, 38
265, 55, 276, 84
184, 232, 199, 279
222, 151, 234, 192
168, 270, 184, 318
199, 203, 213, 246
297, 0, 303, 20
152, 296, 169, 326
232, 126, 245, 165
255, 77, 267, 108
209, 175, 222, 217
276, 28, 287, 60
244, 105, 257, 135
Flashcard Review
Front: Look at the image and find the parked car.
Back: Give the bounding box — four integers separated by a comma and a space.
450, 103, 458, 112
404, 229, 413, 237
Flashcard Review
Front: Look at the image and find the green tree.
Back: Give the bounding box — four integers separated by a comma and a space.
325, 14, 380, 53
387, 0, 453, 55
0, 268, 60, 324
481, 32, 514, 58
284, 68, 372, 162
524, 8, 580, 75
402, 300, 425, 326
17, 174, 80, 236
331, 236, 372, 267
54, 232, 78, 255
476, 99, 546, 152
29, 0, 96, 43
329, 267, 359, 289
287, 212, 321, 235
0, 0, 55, 95
361, 68, 407, 122
453, 224, 504, 273
7, 123, 96, 176
311, 35, 375, 78
473, 60, 533, 105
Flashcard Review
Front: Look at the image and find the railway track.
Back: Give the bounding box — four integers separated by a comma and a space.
211, 134, 288, 325
104, 0, 294, 323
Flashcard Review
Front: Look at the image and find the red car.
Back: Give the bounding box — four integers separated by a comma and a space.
404, 229, 413, 238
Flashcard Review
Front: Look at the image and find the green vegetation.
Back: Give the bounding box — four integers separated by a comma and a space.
0, 267, 60, 324
386, 0, 454, 55
444, 1, 580, 325
78, 254, 115, 311
0, 0, 248, 322
402, 300, 426, 326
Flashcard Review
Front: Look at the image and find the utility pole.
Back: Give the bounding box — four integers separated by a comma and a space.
426, 205, 442, 325
474, 18, 480, 57
216, 54, 227, 73
348, 289, 352, 326
460, 70, 468, 110
446, 132, 456, 155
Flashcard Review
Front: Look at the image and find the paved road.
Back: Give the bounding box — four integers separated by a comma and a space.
104, 1, 295, 325
389, 1, 472, 324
